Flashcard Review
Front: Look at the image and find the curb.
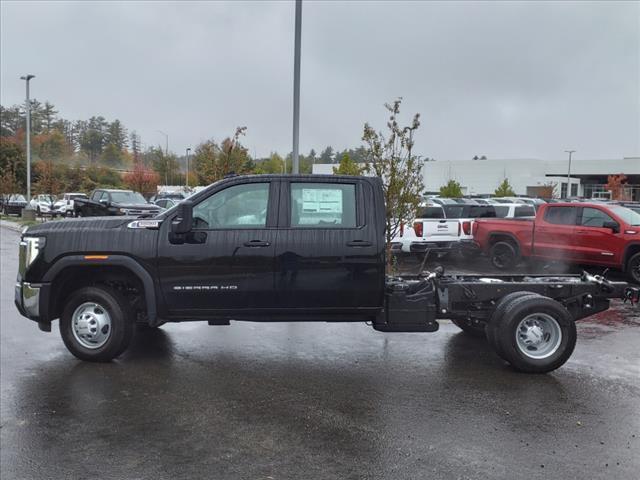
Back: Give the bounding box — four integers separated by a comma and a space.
0, 219, 25, 233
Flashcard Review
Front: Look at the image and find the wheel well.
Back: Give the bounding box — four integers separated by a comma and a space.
623, 244, 640, 270
49, 265, 147, 322
489, 234, 519, 253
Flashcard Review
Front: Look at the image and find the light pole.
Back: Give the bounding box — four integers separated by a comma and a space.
20, 74, 35, 203
185, 147, 191, 188
292, 0, 302, 174
565, 149, 575, 198
156, 130, 169, 185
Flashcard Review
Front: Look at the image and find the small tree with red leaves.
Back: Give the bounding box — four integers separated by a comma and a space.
123, 163, 160, 198
606, 174, 630, 201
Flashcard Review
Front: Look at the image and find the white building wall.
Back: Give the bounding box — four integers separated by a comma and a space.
312, 157, 639, 196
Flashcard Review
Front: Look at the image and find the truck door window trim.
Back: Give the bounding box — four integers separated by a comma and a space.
280, 180, 364, 229
189, 180, 279, 231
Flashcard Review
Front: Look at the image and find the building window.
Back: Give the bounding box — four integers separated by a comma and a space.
571, 183, 578, 197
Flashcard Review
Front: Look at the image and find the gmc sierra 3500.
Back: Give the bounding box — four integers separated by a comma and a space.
14, 175, 640, 373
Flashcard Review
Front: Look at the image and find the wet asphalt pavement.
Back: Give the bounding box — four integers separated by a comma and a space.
1, 225, 639, 480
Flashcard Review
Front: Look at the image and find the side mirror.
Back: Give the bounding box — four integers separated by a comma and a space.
99, 199, 109, 206
171, 200, 193, 234
603, 220, 619, 233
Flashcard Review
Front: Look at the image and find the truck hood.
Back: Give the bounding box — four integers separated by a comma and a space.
25, 217, 133, 235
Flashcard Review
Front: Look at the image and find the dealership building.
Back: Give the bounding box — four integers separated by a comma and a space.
312, 157, 640, 200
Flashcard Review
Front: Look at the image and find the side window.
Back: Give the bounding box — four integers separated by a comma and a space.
192, 183, 269, 229
515, 206, 535, 217
581, 207, 615, 228
91, 191, 102, 201
544, 206, 578, 225
290, 183, 356, 228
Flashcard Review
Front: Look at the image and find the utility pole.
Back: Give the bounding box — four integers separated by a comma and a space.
565, 149, 576, 198
20, 74, 35, 203
292, 0, 302, 174
185, 147, 191, 188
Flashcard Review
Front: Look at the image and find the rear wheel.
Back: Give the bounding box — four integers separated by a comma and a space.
494, 295, 576, 373
627, 252, 640, 284
490, 241, 518, 270
486, 292, 541, 360
59, 286, 134, 362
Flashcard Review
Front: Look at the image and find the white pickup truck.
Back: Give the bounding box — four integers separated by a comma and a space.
396, 203, 497, 256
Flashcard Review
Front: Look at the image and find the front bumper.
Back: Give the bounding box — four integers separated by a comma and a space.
15, 281, 51, 322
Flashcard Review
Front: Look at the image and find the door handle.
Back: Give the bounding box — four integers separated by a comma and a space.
346, 240, 372, 247
243, 240, 270, 247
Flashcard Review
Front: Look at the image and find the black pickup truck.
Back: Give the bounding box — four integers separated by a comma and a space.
74, 189, 162, 217
14, 175, 639, 372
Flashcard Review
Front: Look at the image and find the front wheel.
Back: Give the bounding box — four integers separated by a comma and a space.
59, 286, 134, 362
494, 295, 576, 373
627, 253, 640, 284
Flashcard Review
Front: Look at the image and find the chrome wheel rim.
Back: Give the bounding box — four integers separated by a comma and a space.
71, 302, 112, 349
515, 313, 562, 359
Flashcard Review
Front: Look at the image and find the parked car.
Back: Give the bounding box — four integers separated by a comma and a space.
74, 189, 162, 217
153, 198, 179, 209
29, 194, 57, 216
472, 202, 640, 283
53, 193, 89, 217
1, 194, 28, 216
15, 174, 639, 372
149, 191, 186, 203
493, 203, 536, 219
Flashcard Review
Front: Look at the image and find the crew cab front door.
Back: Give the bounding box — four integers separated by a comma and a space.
157, 180, 279, 317
573, 207, 624, 265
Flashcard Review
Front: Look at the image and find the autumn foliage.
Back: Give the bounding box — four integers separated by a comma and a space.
606, 174, 630, 201
123, 163, 160, 197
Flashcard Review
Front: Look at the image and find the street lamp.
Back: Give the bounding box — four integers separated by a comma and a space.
565, 149, 576, 198
185, 147, 191, 188
291, 0, 302, 174
20, 74, 35, 203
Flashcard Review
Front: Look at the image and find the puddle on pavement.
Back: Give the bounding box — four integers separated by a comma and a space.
577, 300, 640, 338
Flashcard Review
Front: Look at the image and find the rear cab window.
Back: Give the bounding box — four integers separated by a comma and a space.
515, 206, 535, 217
544, 206, 578, 225
290, 183, 357, 228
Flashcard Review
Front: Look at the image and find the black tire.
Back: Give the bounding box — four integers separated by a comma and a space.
451, 319, 486, 338
490, 241, 518, 270
627, 252, 640, 284
495, 295, 576, 373
59, 286, 134, 362
486, 291, 541, 360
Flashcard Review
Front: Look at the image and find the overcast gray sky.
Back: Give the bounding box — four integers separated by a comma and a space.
1, 0, 638, 161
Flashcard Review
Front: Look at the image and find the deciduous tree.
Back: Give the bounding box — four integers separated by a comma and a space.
362, 98, 424, 255
494, 178, 516, 197
333, 152, 365, 176
439, 179, 463, 197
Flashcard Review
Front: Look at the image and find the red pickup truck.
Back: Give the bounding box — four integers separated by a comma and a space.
472, 203, 640, 283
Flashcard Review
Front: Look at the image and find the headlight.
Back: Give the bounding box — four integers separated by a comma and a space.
19, 236, 46, 276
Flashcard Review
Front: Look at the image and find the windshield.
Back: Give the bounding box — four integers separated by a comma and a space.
69, 194, 88, 199
110, 191, 147, 204
610, 206, 640, 226
10, 194, 26, 202
39, 195, 54, 202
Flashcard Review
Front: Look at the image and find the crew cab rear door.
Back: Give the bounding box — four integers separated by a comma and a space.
274, 178, 383, 311
532, 205, 580, 261
156, 179, 279, 316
